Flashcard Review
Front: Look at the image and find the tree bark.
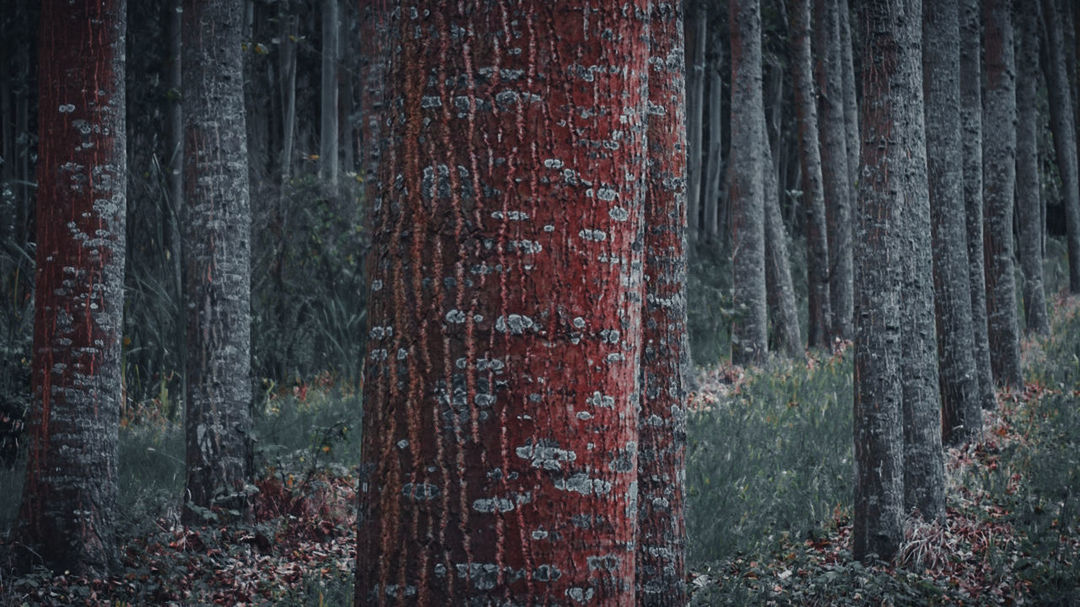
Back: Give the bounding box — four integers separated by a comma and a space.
1041, 0, 1080, 293
983, 0, 1024, 389
18, 0, 126, 576
354, 3, 650, 604
839, 0, 859, 212
1018, 4, 1051, 335
319, 0, 339, 188
853, 0, 909, 562
182, 0, 254, 518
730, 0, 768, 366
278, 4, 298, 183
789, 0, 831, 349
816, 0, 853, 341
959, 0, 998, 411
637, 6, 689, 603
924, 0, 982, 446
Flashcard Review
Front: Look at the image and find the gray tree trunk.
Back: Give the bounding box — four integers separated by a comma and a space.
182, 0, 254, 519
959, 0, 998, 410
816, 0, 853, 340
730, 0, 768, 365
897, 0, 946, 523
789, 0, 832, 348
839, 0, 860, 209
1018, 4, 1051, 334
983, 0, 1024, 389
278, 5, 298, 183
704, 27, 724, 241
1041, 0, 1080, 293
18, 0, 127, 576
319, 0, 339, 188
686, 7, 707, 243
853, 0, 913, 561
923, 0, 982, 447
764, 128, 803, 359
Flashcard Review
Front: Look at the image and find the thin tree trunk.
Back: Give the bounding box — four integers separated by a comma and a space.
637, 6, 689, 603
730, 0, 768, 365
319, 0, 339, 188
279, 5, 298, 183
1018, 4, 1051, 334
354, 2, 651, 603
839, 0, 859, 209
704, 28, 724, 241
923, 0, 982, 446
166, 0, 185, 420
1041, 0, 1080, 293
959, 0, 998, 410
789, 0, 831, 348
853, 0, 911, 562
18, 0, 127, 576
983, 0, 1024, 389
764, 130, 803, 358
816, 0, 853, 340
182, 0, 254, 519
686, 7, 707, 243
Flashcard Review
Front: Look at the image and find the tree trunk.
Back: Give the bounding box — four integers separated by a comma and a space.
789, 0, 831, 348
983, 0, 1024, 389
895, 0, 946, 523
686, 7, 707, 243
816, 0, 853, 341
319, 0, 339, 188
839, 0, 859, 208
764, 129, 803, 358
18, 0, 127, 576
1018, 5, 1051, 334
278, 5, 298, 183
959, 0, 998, 411
359, 0, 391, 208
1041, 0, 1080, 293
166, 0, 185, 420
637, 6, 689, 603
354, 2, 650, 604
730, 0, 768, 366
923, 0, 982, 446
182, 0, 254, 519
853, 0, 909, 562
704, 27, 724, 241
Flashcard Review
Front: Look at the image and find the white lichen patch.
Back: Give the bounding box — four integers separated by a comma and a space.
515, 440, 577, 470
586, 391, 616, 408
495, 314, 536, 334
579, 228, 608, 242
554, 472, 612, 495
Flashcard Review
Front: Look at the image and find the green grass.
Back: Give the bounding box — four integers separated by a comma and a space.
686, 352, 853, 564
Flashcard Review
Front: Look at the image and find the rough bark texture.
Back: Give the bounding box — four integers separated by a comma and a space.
923, 0, 982, 446
686, 7, 706, 242
18, 0, 127, 576
852, 0, 907, 561
789, 0, 831, 348
983, 0, 1024, 389
816, 0, 853, 341
182, 0, 254, 517
763, 128, 803, 358
319, 0, 340, 187
839, 0, 860, 211
959, 0, 997, 411
637, 6, 689, 603
354, 2, 650, 604
359, 0, 392, 208
730, 0, 768, 365
1041, 0, 1080, 293
896, 0, 945, 522
1017, 5, 1051, 335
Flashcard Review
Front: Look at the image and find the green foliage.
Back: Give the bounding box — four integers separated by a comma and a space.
251, 177, 368, 385
686, 352, 853, 564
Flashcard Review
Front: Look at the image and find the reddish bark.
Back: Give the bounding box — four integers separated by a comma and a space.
637, 3, 689, 604
18, 0, 127, 576
355, 2, 650, 604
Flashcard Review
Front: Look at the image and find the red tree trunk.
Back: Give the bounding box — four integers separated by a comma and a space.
18, 0, 127, 576
637, 3, 689, 604
355, 2, 650, 604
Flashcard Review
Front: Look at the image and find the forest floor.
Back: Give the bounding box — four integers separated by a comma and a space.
2, 299, 1079, 605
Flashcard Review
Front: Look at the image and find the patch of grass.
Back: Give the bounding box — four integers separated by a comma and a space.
686, 351, 853, 564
